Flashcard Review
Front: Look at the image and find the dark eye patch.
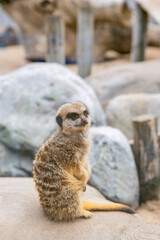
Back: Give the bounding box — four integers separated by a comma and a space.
83, 110, 89, 117
66, 112, 79, 120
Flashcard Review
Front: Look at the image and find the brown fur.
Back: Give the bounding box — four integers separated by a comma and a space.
33, 102, 135, 221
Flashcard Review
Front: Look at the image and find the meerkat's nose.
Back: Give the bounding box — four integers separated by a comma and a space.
82, 118, 88, 125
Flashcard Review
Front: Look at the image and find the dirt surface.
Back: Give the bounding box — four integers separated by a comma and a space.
69, 47, 160, 75
0, 45, 160, 224
137, 198, 160, 224
1, 45, 160, 76
0, 45, 27, 75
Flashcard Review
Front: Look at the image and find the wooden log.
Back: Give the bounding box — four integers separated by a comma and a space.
132, 114, 160, 203
77, 7, 94, 78
158, 133, 160, 148
131, 3, 148, 62
129, 139, 134, 153
46, 13, 65, 64
131, 134, 160, 157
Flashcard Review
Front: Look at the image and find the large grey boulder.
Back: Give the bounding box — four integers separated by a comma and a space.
106, 93, 160, 139
0, 63, 105, 176
1, 178, 160, 240
89, 126, 139, 209
0, 142, 33, 177
87, 60, 160, 112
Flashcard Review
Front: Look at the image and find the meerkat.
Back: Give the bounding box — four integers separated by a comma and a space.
33, 102, 135, 221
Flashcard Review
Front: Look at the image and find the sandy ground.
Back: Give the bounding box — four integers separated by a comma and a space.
0, 45, 26, 75
0, 45, 160, 224
1, 45, 160, 76
137, 197, 160, 224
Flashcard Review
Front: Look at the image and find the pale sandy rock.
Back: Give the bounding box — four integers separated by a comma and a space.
3, 0, 132, 61
3, 1, 160, 61
0, 5, 22, 44
1, 178, 160, 240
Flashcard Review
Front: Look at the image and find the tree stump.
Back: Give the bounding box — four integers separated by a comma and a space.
132, 114, 160, 203
77, 7, 94, 78
131, 3, 148, 62
46, 13, 65, 64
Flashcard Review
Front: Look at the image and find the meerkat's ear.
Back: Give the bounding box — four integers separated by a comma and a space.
56, 115, 63, 128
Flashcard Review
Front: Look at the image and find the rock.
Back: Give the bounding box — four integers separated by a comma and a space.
106, 93, 160, 139
0, 27, 19, 47
87, 60, 160, 110
1, 178, 160, 240
148, 24, 160, 48
3, 1, 160, 61
22, 35, 46, 61
89, 126, 139, 209
0, 63, 105, 176
0, 142, 33, 177
3, 1, 46, 60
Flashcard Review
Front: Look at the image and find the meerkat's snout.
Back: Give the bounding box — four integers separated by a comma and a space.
81, 118, 88, 126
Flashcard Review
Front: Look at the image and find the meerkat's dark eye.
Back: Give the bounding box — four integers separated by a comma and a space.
66, 112, 79, 120
83, 110, 89, 117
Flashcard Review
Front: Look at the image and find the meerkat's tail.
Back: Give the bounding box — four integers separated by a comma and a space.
83, 200, 135, 214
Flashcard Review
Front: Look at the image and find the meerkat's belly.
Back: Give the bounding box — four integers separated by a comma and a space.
72, 153, 91, 184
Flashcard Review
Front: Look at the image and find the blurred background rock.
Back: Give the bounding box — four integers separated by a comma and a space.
1, 0, 160, 62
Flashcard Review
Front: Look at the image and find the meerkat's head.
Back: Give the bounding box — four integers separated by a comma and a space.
56, 102, 90, 134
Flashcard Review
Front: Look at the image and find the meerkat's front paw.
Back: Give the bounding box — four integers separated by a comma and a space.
77, 182, 86, 192
79, 210, 93, 219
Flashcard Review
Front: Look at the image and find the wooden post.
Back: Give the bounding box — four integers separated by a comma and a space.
46, 13, 65, 64
132, 114, 160, 203
77, 7, 94, 78
129, 139, 134, 153
158, 133, 160, 148
131, 3, 148, 62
